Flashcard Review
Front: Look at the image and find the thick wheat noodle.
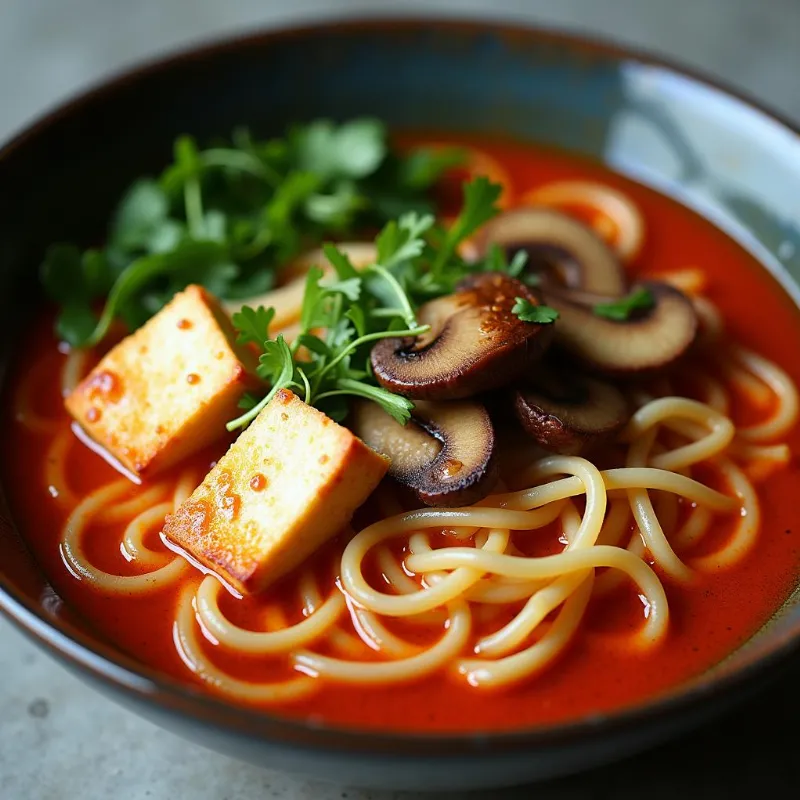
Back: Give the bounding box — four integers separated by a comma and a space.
719, 351, 774, 407
671, 505, 713, 549
195, 574, 346, 654
43, 428, 78, 506
345, 526, 514, 618
468, 462, 609, 659
731, 441, 791, 464
690, 459, 760, 570
403, 542, 666, 640
693, 296, 724, 343
62, 480, 188, 593
466, 575, 547, 604
652, 488, 680, 540
327, 628, 369, 658
293, 602, 472, 684
625, 427, 691, 581
95, 481, 171, 524
122, 502, 176, 567
174, 587, 317, 702
351, 608, 419, 657
730, 347, 799, 441
456, 577, 596, 688
376, 545, 419, 594
622, 397, 736, 471
476, 569, 590, 657
502, 467, 736, 513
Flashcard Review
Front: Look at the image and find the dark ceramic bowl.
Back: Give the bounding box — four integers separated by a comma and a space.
2, 17, 800, 792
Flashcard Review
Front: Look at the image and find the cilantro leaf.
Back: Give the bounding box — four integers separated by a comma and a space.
431, 177, 501, 275
293, 118, 386, 180
42, 119, 447, 348
232, 305, 275, 347
320, 275, 362, 302
322, 243, 360, 281
512, 297, 560, 324
593, 288, 655, 321
330, 378, 415, 425
376, 212, 434, 268
111, 180, 171, 252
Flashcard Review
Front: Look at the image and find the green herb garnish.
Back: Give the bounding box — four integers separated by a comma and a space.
227, 176, 507, 430
41, 119, 460, 347
593, 287, 654, 321
511, 297, 560, 324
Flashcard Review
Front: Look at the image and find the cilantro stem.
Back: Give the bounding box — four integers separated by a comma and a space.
312, 324, 429, 385
315, 379, 414, 425
365, 264, 417, 328
184, 177, 206, 238
297, 367, 312, 404
200, 149, 279, 185
226, 383, 280, 431
370, 308, 407, 318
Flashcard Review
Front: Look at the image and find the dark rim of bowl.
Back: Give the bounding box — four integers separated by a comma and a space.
2, 15, 800, 758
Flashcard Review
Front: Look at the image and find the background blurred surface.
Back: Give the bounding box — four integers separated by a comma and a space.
2, 1, 800, 799
3, 0, 800, 143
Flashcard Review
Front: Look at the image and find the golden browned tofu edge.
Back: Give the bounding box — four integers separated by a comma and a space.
162, 389, 389, 594
64, 284, 259, 477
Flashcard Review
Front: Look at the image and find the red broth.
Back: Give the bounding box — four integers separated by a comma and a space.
3, 136, 800, 733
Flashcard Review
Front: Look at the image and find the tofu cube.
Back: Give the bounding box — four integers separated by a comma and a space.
66, 284, 258, 477
162, 389, 389, 593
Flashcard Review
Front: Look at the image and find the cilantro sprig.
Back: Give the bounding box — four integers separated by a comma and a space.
41, 119, 460, 348
227, 218, 434, 430
228, 176, 515, 430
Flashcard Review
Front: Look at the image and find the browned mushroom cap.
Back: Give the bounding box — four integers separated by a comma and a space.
544, 281, 698, 375
370, 273, 554, 401
513, 365, 630, 456
477, 208, 627, 295
350, 399, 498, 506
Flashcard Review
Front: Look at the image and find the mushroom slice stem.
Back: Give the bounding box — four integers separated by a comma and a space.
371, 273, 554, 401
477, 207, 627, 295
544, 281, 698, 376
513, 365, 631, 456
350, 399, 498, 507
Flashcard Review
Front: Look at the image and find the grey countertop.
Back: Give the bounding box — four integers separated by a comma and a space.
2, 1, 800, 798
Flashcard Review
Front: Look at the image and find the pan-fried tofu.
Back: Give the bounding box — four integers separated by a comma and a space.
162, 389, 388, 593
65, 285, 259, 477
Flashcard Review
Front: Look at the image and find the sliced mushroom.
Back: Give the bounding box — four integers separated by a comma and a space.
350, 399, 498, 507
477, 207, 627, 295
371, 273, 554, 400
545, 281, 698, 375
513, 364, 630, 456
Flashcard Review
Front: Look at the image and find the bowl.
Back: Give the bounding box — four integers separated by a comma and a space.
2, 17, 800, 792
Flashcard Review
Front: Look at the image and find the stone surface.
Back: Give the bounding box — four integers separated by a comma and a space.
2, 1, 800, 798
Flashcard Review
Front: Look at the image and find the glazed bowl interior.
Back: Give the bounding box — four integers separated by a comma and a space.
2, 18, 800, 791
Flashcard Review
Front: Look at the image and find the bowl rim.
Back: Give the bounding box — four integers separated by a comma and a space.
2, 14, 800, 758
